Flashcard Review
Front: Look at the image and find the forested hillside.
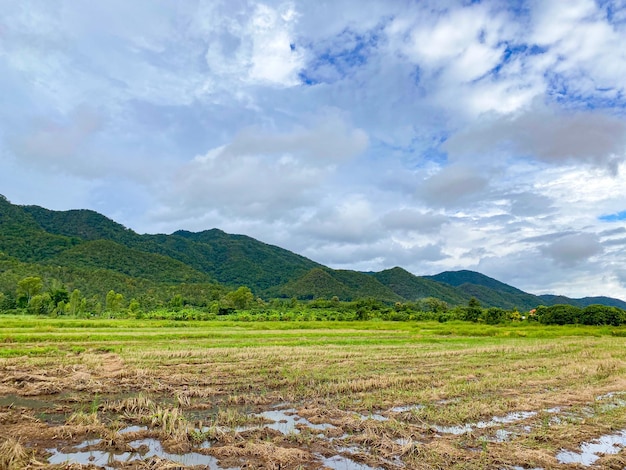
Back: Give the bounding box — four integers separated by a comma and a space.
2, 195, 625, 314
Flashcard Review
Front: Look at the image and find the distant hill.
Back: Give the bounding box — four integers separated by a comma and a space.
274, 268, 402, 301
371, 267, 469, 304
173, 229, 322, 291
19, 203, 321, 292
1, 195, 625, 309
426, 270, 626, 311
539, 294, 626, 310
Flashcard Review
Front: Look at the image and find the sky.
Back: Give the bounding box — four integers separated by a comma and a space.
1, 0, 626, 299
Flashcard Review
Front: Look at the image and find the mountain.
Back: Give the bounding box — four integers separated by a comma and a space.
426, 270, 626, 311
172, 229, 322, 291
371, 267, 470, 305
539, 294, 626, 310
274, 268, 402, 301
19, 203, 321, 292
1, 195, 625, 309
426, 270, 528, 294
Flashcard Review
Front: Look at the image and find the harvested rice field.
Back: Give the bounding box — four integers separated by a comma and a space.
1, 317, 626, 469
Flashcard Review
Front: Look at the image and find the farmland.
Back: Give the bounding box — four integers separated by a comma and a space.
1, 317, 626, 469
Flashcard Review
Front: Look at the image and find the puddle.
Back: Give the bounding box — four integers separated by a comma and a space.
359, 413, 388, 422
0, 394, 54, 409
257, 408, 335, 434
389, 404, 424, 413
492, 411, 536, 424
433, 411, 537, 435
491, 429, 514, 442
318, 453, 382, 470
118, 425, 147, 434
596, 391, 626, 401
47, 437, 225, 469
75, 438, 102, 449
556, 429, 626, 466
595, 391, 626, 412
129, 438, 222, 467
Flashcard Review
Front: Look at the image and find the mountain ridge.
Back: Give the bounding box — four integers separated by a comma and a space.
1, 195, 624, 309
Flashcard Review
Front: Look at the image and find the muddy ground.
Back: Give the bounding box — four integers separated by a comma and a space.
2, 331, 626, 469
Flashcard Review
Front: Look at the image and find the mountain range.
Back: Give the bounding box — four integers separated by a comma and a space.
1, 194, 625, 310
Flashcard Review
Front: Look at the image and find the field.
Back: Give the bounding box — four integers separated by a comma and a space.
1, 317, 626, 469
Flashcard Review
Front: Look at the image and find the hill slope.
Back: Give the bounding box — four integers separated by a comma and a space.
2, 195, 625, 309
20, 203, 322, 292
372, 267, 470, 304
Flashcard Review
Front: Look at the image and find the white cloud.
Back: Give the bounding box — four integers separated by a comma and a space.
444, 103, 626, 172
154, 115, 368, 221
380, 209, 448, 234
201, 1, 305, 89
415, 165, 490, 207
540, 232, 604, 267
3, 0, 626, 301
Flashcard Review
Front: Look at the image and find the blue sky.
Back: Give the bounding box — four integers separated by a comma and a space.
1, 0, 626, 299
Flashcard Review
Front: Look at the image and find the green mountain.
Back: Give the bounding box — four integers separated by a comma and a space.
371, 267, 470, 304
539, 294, 626, 310
423, 270, 622, 311
1, 195, 625, 310
275, 268, 402, 301
19, 203, 321, 292
275, 268, 354, 300
172, 229, 322, 291
48, 240, 210, 284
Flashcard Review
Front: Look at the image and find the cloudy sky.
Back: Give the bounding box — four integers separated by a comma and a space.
2, 0, 626, 299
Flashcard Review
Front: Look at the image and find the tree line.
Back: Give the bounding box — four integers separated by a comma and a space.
2, 275, 626, 326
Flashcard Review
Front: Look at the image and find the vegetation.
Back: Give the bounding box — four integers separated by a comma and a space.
2, 196, 625, 314
2, 317, 626, 469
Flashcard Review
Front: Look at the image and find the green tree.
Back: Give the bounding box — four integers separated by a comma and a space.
27, 293, 51, 315
484, 307, 508, 324
169, 294, 184, 311
463, 297, 482, 322
48, 279, 69, 306
67, 289, 83, 316
225, 286, 254, 310
581, 304, 624, 326
17, 276, 43, 304
105, 289, 124, 313
539, 304, 581, 325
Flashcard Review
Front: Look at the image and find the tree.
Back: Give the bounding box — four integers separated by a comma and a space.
27, 293, 51, 315
463, 297, 482, 322
225, 286, 254, 310
484, 307, 508, 324
67, 289, 83, 316
17, 276, 43, 304
128, 298, 141, 316
169, 294, 184, 311
539, 304, 581, 325
105, 289, 124, 313
581, 304, 624, 326
48, 279, 69, 306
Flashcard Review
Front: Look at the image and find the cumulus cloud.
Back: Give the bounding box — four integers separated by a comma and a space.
298, 196, 380, 244
9, 105, 104, 175
509, 192, 555, 217
157, 116, 368, 220
380, 209, 448, 234
415, 165, 489, 207
540, 232, 603, 267
3, 1, 626, 300
201, 1, 305, 88
444, 103, 626, 172
301, 239, 447, 271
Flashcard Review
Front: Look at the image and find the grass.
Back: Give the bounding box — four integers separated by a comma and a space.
0, 438, 28, 470
1, 316, 626, 468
